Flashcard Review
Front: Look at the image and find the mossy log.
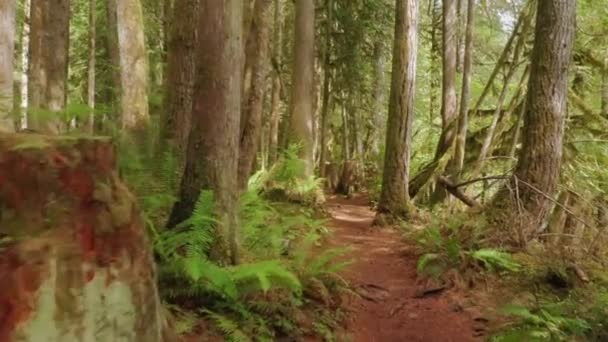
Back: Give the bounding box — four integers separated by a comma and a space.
0, 133, 163, 342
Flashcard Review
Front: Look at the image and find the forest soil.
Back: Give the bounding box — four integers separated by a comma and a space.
325, 194, 480, 342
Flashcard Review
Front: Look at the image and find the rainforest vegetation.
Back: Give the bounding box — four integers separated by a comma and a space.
0, 0, 607, 341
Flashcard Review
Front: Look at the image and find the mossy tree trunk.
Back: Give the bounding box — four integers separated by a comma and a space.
167, 0, 243, 265
491, 0, 576, 244
377, 0, 419, 220
0, 133, 163, 342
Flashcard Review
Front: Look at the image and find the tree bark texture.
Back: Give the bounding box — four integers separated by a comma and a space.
436, 0, 458, 159
85, 0, 96, 133
27, 0, 70, 134
377, 0, 419, 218
239, 0, 273, 190
318, 0, 332, 178
0, 133, 163, 342
493, 0, 576, 243
163, 0, 199, 151
167, 0, 243, 265
602, 50, 608, 119
115, 0, 150, 131
267, 0, 283, 166
289, 0, 315, 177
371, 41, 386, 160
0, 0, 16, 132
452, 0, 474, 174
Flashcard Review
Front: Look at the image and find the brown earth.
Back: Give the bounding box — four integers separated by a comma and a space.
325, 194, 481, 342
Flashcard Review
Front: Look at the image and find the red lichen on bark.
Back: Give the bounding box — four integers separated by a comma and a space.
0, 133, 163, 341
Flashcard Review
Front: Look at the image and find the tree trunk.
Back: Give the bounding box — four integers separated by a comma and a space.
28, 0, 70, 134
428, 0, 441, 122
492, 0, 576, 244
451, 0, 474, 174
267, 0, 283, 166
377, 0, 419, 219
85, 0, 96, 133
19, 0, 30, 130
163, 0, 198, 151
167, 0, 243, 265
289, 0, 315, 177
0, 133, 163, 342
238, 0, 273, 190
0, 0, 16, 132
436, 0, 458, 159
115, 0, 149, 132
106, 0, 122, 124
318, 0, 332, 178
602, 51, 608, 119
371, 41, 386, 161
472, 16, 531, 175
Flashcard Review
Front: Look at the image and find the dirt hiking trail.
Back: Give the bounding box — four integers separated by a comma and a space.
325, 194, 480, 342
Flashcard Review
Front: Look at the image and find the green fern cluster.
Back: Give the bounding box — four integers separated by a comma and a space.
414, 215, 520, 278
491, 303, 591, 341
260, 144, 325, 205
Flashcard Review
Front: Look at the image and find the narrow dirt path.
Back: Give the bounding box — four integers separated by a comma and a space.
325, 194, 478, 342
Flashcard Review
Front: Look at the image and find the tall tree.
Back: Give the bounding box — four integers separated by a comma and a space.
318, 0, 333, 178
267, 0, 283, 166
161, 0, 199, 151
115, 0, 149, 132
436, 0, 458, 159
163, 0, 199, 151
452, 0, 474, 174
492, 0, 576, 243
28, 0, 70, 134
167, 0, 243, 265
377, 0, 419, 219
85, 0, 96, 133
603, 51, 608, 118
370, 41, 386, 160
238, 0, 273, 189
289, 0, 315, 176
0, 0, 16, 132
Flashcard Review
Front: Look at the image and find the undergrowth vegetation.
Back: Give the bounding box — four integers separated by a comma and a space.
120, 140, 350, 341
410, 208, 608, 341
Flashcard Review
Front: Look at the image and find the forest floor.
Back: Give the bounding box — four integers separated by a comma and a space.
325, 194, 482, 342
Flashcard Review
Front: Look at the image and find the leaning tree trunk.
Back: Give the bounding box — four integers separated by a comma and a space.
0, 133, 163, 341
163, 0, 199, 151
289, 0, 315, 177
0, 0, 16, 132
492, 0, 576, 245
238, 0, 273, 190
115, 0, 149, 132
376, 0, 419, 220
167, 0, 243, 265
28, 0, 70, 134
407, 0, 457, 198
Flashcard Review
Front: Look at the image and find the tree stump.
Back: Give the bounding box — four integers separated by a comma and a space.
0, 133, 163, 342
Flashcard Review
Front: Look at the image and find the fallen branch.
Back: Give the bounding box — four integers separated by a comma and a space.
438, 176, 481, 208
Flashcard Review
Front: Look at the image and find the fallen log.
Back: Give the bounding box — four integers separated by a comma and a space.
0, 133, 164, 342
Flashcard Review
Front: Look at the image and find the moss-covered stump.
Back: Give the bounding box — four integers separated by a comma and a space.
0, 133, 163, 342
